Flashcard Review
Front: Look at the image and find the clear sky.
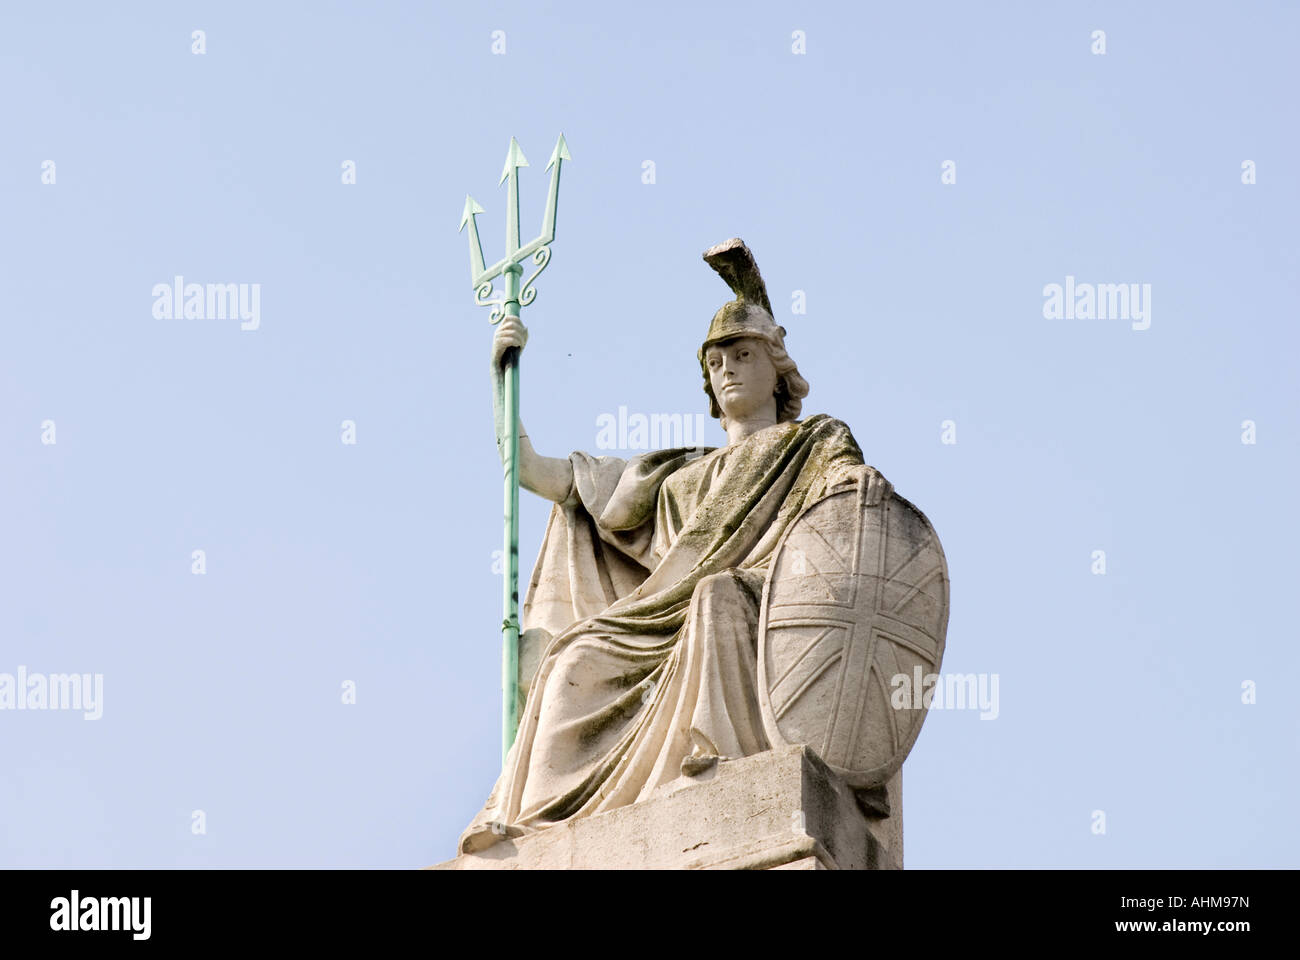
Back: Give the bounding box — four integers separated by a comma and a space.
1, 1, 1295, 868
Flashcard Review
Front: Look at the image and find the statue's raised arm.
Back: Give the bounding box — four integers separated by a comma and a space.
489, 316, 574, 505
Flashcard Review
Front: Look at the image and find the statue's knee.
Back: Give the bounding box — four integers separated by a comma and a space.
690, 571, 762, 654
542, 639, 593, 697
693, 570, 734, 599
693, 569, 758, 605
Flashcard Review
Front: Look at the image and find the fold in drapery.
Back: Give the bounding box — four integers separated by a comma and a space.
459, 414, 865, 853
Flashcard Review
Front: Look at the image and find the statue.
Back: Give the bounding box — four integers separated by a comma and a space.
458, 238, 948, 856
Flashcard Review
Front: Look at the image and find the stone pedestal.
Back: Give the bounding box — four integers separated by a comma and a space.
432, 745, 902, 870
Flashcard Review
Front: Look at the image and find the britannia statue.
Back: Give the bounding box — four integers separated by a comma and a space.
459, 238, 949, 855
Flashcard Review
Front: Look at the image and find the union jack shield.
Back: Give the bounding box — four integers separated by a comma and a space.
757, 486, 950, 788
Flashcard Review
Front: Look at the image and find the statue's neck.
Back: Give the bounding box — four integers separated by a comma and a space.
725, 413, 779, 446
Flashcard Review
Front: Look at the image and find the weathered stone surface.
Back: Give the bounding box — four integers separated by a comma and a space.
434, 745, 902, 870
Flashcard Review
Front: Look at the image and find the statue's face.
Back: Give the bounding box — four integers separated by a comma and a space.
705, 336, 779, 422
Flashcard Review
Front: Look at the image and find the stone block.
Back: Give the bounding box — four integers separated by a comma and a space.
432, 745, 902, 870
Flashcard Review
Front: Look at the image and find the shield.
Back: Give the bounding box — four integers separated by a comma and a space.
757, 486, 949, 788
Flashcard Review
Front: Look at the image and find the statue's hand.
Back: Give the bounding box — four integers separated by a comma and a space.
491, 316, 528, 372
833, 464, 894, 506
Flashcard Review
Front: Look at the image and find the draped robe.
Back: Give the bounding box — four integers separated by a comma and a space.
459, 413, 866, 853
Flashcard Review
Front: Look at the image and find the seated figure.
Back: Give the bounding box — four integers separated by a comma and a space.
460, 238, 898, 854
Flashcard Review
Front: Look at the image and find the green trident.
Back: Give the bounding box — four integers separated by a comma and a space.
459, 133, 570, 764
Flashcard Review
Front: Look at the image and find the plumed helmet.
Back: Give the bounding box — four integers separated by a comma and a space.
698, 238, 809, 426
697, 237, 789, 364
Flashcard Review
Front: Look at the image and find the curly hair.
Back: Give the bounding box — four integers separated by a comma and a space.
700, 337, 810, 432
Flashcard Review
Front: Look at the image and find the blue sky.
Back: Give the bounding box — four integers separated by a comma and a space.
1, 1, 1296, 867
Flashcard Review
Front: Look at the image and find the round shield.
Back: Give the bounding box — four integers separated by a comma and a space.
757, 487, 949, 788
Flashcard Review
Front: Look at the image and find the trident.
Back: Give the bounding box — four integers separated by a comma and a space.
460, 134, 570, 763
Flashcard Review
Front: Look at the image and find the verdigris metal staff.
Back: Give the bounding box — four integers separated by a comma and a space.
459, 134, 569, 763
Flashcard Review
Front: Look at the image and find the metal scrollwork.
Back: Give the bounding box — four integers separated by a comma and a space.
519, 246, 551, 308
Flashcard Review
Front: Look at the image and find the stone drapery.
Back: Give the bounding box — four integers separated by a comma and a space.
459, 414, 866, 852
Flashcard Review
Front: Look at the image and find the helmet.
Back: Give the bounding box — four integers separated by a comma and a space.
697, 237, 789, 364
697, 238, 807, 425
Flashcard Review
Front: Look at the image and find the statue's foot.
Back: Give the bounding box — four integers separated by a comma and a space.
680, 753, 720, 777
458, 819, 524, 855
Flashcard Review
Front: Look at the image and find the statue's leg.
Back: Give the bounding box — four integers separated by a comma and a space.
680, 569, 769, 775
458, 628, 645, 852
459, 567, 771, 848
457, 742, 531, 854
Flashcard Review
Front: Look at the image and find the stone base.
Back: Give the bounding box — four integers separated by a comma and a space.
432, 745, 902, 870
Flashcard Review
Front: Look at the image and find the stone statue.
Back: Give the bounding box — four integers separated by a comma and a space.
459, 238, 947, 857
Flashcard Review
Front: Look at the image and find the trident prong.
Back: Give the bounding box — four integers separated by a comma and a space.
515, 134, 569, 265
499, 137, 528, 259
459, 195, 487, 280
